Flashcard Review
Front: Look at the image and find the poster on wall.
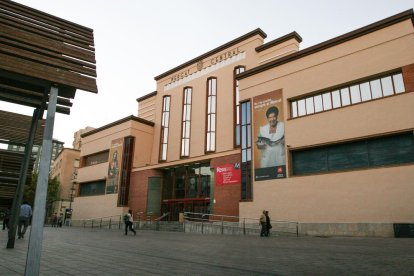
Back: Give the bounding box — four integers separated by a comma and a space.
253, 90, 286, 181
106, 138, 124, 193
215, 163, 241, 185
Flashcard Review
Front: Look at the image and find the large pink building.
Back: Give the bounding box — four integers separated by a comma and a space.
73, 10, 414, 236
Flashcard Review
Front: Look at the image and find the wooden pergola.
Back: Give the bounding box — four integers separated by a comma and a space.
0, 110, 45, 209
0, 0, 98, 268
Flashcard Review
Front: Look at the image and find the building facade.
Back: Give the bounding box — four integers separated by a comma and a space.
49, 148, 80, 220
72, 10, 414, 236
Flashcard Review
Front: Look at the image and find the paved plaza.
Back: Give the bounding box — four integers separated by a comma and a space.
1, 226, 414, 275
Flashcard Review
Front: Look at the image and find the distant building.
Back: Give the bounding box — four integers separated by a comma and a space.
72, 127, 95, 150
7, 139, 64, 173
49, 148, 80, 220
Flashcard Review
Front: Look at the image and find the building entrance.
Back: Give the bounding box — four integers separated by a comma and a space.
161, 162, 212, 220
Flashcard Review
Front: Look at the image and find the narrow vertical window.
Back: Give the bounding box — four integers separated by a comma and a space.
241, 101, 252, 200
206, 78, 217, 152
160, 96, 171, 161
181, 87, 192, 157
234, 66, 245, 147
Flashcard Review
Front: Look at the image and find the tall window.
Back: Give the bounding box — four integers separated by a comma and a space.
234, 66, 245, 147
206, 78, 217, 152
241, 101, 252, 200
160, 96, 171, 161
181, 87, 192, 157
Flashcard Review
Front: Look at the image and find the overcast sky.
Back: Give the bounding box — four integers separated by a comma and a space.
1, 0, 412, 147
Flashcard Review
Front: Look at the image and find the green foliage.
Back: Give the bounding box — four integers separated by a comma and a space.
24, 173, 61, 207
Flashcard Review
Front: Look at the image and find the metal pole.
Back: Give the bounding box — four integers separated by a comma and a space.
7, 108, 41, 249
25, 86, 58, 276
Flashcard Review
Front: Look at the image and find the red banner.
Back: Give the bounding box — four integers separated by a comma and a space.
215, 163, 241, 185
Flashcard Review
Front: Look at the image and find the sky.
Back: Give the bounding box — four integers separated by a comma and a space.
1, 0, 413, 147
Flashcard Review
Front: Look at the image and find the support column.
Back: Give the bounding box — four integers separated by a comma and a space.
7, 108, 42, 249
25, 86, 58, 276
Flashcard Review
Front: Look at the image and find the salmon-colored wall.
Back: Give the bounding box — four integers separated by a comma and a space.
151, 35, 265, 165
72, 194, 126, 220
238, 18, 414, 223
240, 165, 414, 223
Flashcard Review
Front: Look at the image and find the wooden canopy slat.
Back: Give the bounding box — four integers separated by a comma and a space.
0, 16, 94, 51
0, 0, 97, 115
0, 149, 35, 207
0, 0, 94, 39
0, 8, 94, 45
0, 110, 44, 145
0, 23, 96, 64
0, 41, 97, 77
0, 52, 98, 93
0, 91, 42, 106
0, 30, 96, 69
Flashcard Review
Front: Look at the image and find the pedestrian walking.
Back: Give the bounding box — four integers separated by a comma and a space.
18, 201, 32, 239
259, 210, 266, 237
2, 208, 10, 230
265, 210, 272, 237
51, 212, 58, 227
124, 209, 136, 236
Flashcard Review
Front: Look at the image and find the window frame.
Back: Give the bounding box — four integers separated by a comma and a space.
234, 66, 246, 148
180, 87, 192, 158
159, 95, 171, 162
290, 71, 406, 119
240, 100, 252, 201
205, 77, 217, 153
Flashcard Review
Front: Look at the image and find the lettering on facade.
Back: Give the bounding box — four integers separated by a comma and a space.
210, 48, 240, 65
170, 69, 191, 83
168, 47, 241, 85
197, 60, 204, 71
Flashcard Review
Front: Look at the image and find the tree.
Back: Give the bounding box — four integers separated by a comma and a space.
24, 173, 61, 218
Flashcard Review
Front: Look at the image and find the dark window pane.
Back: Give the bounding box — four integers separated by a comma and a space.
292, 148, 328, 175
328, 141, 369, 170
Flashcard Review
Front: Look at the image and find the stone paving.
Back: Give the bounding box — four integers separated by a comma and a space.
1, 226, 414, 275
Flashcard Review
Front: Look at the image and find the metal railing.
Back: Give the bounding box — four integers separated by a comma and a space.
70, 215, 123, 229
183, 212, 299, 237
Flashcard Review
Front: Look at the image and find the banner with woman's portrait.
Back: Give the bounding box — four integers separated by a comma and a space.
106, 138, 124, 193
253, 90, 286, 180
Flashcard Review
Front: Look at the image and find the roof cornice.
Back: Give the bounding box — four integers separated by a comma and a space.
154, 28, 267, 81
81, 115, 154, 138
238, 9, 414, 80
255, 31, 302, 52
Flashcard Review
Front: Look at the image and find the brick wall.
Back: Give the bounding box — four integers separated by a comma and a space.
403, 63, 414, 92
129, 169, 162, 218
210, 153, 241, 219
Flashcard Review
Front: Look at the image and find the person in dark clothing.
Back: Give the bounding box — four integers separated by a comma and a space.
265, 210, 272, 237
124, 209, 136, 236
2, 208, 10, 230
259, 210, 266, 237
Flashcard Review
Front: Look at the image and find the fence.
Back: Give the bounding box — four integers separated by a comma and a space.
183, 212, 298, 237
